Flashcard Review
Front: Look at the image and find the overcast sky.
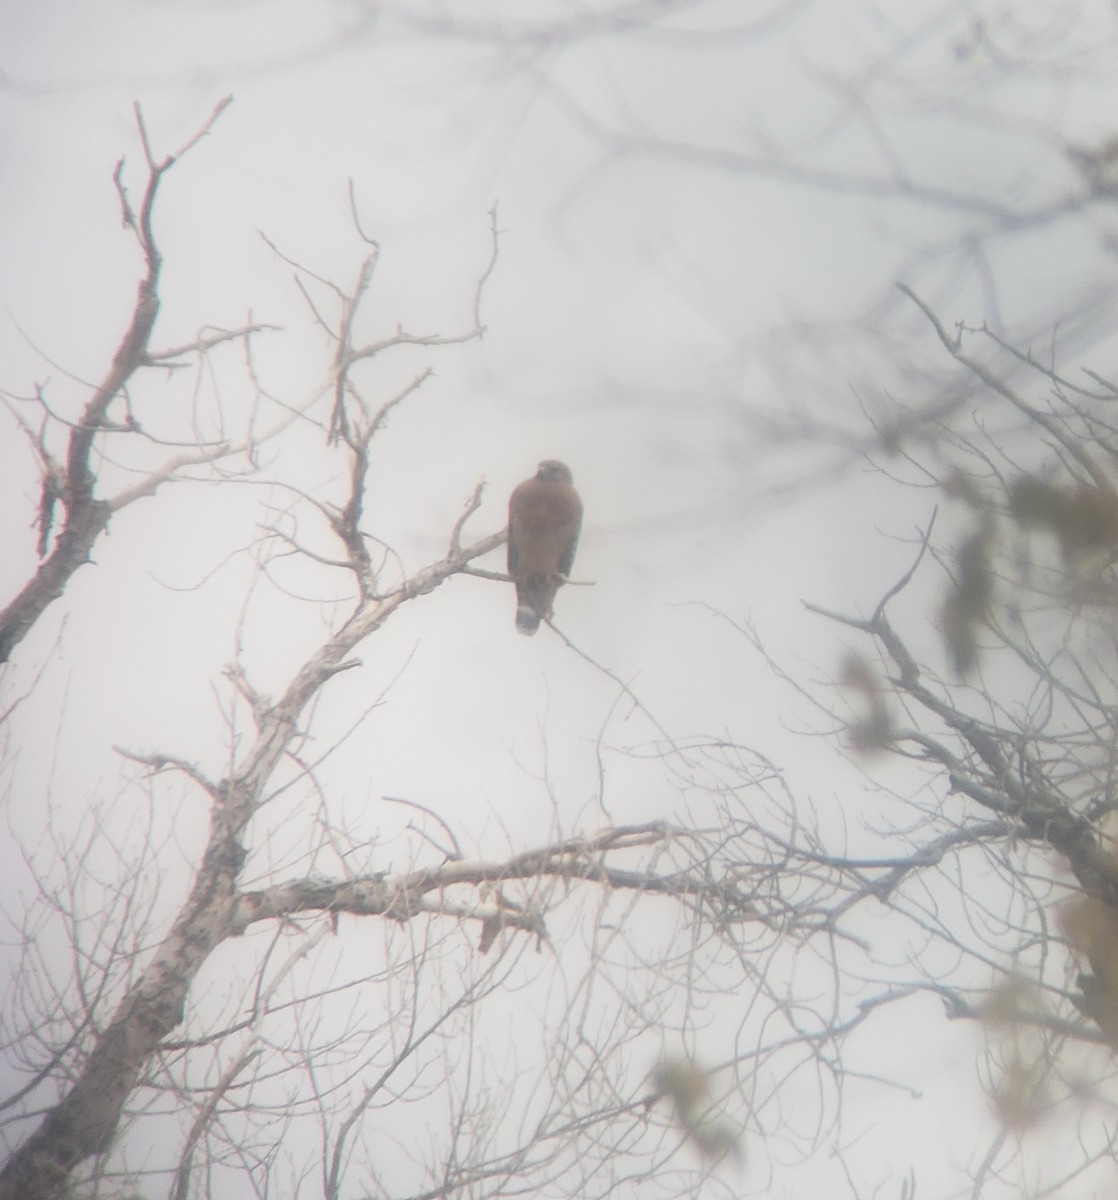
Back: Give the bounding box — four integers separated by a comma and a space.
5, 2, 1118, 1196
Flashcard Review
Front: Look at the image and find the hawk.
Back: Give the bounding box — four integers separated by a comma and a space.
507, 460, 583, 635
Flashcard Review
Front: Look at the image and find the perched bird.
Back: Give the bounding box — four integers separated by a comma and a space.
507, 460, 583, 635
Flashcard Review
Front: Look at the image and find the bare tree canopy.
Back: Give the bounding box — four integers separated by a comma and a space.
7, 5, 1118, 1200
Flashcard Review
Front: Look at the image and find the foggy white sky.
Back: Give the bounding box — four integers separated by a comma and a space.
4, 1, 1118, 1196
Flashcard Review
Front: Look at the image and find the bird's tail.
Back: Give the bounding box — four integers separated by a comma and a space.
516, 605, 541, 636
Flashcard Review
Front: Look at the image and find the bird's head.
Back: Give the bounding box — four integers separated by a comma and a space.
537, 459, 573, 484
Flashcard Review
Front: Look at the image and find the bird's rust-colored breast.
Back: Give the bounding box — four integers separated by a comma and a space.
508, 472, 582, 580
